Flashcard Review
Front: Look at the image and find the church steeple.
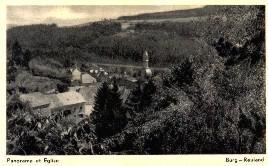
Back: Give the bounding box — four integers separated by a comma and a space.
143, 50, 149, 69
142, 50, 152, 79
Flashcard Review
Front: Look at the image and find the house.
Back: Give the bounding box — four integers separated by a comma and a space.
81, 73, 97, 86
69, 86, 85, 92
69, 84, 100, 117
71, 68, 81, 82
19, 91, 87, 123
50, 91, 86, 123
71, 66, 97, 86
99, 68, 105, 73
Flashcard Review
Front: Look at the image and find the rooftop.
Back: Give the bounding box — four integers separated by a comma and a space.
55, 91, 86, 107
20, 92, 50, 108
81, 73, 96, 84
20, 91, 86, 110
77, 85, 99, 104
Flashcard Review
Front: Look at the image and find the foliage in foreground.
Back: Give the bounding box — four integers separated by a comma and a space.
7, 96, 99, 155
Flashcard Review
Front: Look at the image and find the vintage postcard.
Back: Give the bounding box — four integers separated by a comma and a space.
1, 0, 267, 166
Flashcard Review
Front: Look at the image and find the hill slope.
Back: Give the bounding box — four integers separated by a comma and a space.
118, 6, 220, 20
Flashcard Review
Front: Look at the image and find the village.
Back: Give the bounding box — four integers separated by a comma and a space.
18, 51, 154, 124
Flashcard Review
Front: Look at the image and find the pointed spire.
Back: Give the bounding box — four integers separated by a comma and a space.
143, 50, 149, 69
75, 61, 78, 69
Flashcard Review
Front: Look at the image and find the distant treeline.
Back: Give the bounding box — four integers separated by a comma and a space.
118, 6, 220, 20
7, 20, 121, 52
134, 21, 197, 37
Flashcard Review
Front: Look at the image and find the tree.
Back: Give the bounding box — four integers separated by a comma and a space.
163, 58, 195, 89
91, 82, 126, 139
124, 84, 142, 114
196, 6, 265, 66
124, 80, 156, 115
195, 5, 266, 154
140, 80, 156, 110
22, 49, 32, 67
57, 83, 69, 93
11, 40, 23, 66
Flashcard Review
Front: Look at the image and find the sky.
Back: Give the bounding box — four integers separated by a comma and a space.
7, 5, 204, 26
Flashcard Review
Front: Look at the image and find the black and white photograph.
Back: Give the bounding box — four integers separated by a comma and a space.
6, 4, 265, 155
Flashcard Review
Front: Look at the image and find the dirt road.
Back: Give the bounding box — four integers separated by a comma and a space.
91, 62, 170, 72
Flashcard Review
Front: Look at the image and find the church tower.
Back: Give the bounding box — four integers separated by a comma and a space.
143, 51, 149, 69
142, 50, 152, 80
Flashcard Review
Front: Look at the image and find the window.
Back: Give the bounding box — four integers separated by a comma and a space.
63, 110, 72, 117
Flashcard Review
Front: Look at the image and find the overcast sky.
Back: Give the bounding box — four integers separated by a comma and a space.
7, 5, 204, 26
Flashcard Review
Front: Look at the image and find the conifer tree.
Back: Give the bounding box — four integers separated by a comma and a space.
140, 79, 156, 110
124, 83, 142, 113
124, 80, 156, 114
91, 81, 126, 139
91, 82, 109, 126
22, 49, 32, 68
12, 40, 23, 66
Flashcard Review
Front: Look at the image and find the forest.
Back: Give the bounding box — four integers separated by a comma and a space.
118, 5, 220, 20
6, 6, 265, 154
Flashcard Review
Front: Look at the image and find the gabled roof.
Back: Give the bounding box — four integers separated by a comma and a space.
78, 85, 99, 104
55, 91, 86, 107
81, 73, 96, 84
72, 68, 81, 75
20, 91, 86, 110
20, 92, 50, 108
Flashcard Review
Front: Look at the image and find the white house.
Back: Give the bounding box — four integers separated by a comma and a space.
50, 91, 86, 123
69, 85, 99, 117
71, 68, 81, 82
